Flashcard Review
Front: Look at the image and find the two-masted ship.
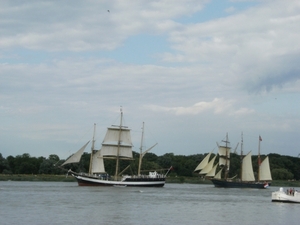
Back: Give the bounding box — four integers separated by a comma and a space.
194, 133, 272, 189
62, 109, 171, 187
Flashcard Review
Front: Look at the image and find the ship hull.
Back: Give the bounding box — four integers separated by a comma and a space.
272, 188, 300, 203
211, 178, 270, 189
69, 171, 165, 187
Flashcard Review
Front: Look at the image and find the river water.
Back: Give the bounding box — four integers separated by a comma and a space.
0, 181, 298, 225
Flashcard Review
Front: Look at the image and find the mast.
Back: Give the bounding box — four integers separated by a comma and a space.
138, 122, 145, 176
240, 132, 244, 181
224, 133, 229, 180
257, 135, 262, 181
114, 108, 123, 180
89, 123, 96, 174
137, 122, 158, 176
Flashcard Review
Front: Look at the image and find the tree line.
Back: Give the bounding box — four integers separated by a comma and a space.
0, 152, 299, 180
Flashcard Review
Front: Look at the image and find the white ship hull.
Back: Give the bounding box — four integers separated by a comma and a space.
272, 187, 300, 203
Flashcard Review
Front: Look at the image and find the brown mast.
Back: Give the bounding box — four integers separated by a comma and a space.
240, 132, 244, 181
114, 108, 123, 180
88, 123, 96, 174
224, 133, 230, 180
257, 135, 262, 181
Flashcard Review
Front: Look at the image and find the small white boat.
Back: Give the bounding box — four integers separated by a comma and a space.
272, 187, 300, 203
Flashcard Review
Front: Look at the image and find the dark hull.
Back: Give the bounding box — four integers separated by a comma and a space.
272, 199, 300, 204
69, 171, 165, 187
211, 178, 270, 189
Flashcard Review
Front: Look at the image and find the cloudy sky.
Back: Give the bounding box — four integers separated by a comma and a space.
1, 0, 300, 160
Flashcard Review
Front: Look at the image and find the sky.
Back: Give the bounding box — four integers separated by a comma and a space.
1, 0, 300, 160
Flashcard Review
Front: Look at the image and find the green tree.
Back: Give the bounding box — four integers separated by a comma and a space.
272, 168, 294, 180
0, 153, 9, 173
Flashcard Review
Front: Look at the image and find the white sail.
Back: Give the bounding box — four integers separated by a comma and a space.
259, 156, 272, 181
91, 150, 105, 173
194, 152, 211, 172
214, 168, 223, 179
218, 146, 231, 169
101, 127, 133, 158
241, 151, 255, 182
101, 146, 133, 158
219, 158, 230, 170
206, 163, 219, 177
200, 156, 216, 175
61, 141, 90, 166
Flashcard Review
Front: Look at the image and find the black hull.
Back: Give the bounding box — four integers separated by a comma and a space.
76, 177, 165, 187
211, 179, 270, 189
69, 171, 165, 187
272, 200, 300, 204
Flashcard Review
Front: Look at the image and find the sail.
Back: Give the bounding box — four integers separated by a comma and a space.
214, 168, 223, 179
206, 163, 219, 177
101, 127, 133, 158
101, 145, 133, 158
61, 141, 90, 166
194, 152, 211, 172
91, 150, 105, 173
200, 156, 216, 175
218, 146, 231, 169
241, 151, 255, 182
259, 156, 272, 181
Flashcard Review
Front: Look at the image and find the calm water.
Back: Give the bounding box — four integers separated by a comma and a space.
0, 181, 298, 225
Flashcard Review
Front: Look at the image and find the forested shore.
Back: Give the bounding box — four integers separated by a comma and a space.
1, 174, 300, 187
0, 152, 299, 184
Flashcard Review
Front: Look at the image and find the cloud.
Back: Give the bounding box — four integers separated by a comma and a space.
145, 98, 237, 115
1, 0, 300, 158
0, 0, 208, 51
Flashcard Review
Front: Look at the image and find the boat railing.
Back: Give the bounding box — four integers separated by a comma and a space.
122, 174, 166, 179
78, 172, 110, 180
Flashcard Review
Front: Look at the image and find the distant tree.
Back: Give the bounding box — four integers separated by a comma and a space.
48, 154, 60, 162
272, 168, 294, 180
3, 151, 300, 180
143, 152, 158, 162
39, 154, 63, 174
0, 153, 9, 173
157, 153, 174, 169
6, 155, 15, 173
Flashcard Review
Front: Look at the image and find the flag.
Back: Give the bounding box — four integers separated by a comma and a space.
259, 135, 262, 141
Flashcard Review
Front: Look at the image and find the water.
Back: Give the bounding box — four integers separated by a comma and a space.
0, 182, 298, 225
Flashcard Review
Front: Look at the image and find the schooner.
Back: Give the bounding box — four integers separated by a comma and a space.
194, 133, 272, 189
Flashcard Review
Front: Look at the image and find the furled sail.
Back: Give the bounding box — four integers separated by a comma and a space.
259, 156, 272, 181
200, 156, 216, 175
91, 150, 105, 173
194, 152, 211, 172
241, 151, 255, 182
61, 141, 90, 166
101, 127, 133, 158
206, 163, 219, 177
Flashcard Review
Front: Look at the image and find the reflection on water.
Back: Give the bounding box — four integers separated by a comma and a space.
0, 182, 298, 225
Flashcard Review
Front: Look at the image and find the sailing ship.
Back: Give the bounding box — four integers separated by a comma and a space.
194, 133, 272, 189
62, 109, 171, 187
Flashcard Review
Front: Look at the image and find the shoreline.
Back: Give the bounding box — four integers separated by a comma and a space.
0, 174, 299, 187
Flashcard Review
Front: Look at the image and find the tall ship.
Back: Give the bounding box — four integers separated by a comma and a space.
194, 133, 272, 189
61, 109, 171, 187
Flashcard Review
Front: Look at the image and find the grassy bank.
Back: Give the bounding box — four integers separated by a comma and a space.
1, 174, 299, 187
0, 174, 75, 182
166, 176, 300, 187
